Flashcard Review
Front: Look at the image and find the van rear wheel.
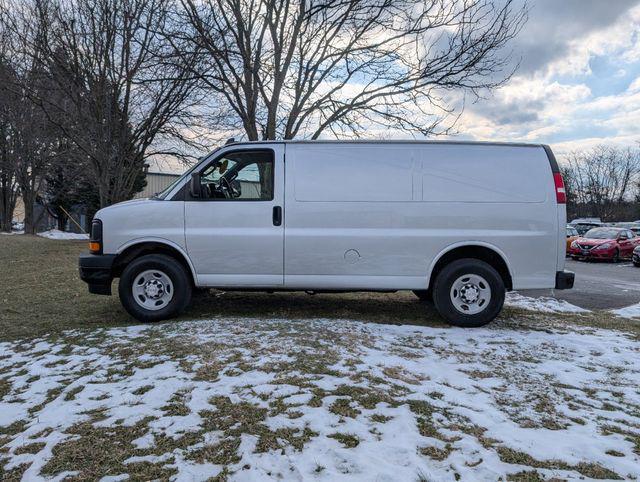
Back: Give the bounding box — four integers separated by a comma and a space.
432, 259, 505, 328
119, 254, 192, 322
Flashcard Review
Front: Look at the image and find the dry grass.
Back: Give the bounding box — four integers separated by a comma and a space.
327, 432, 360, 448
420, 444, 452, 461
0, 235, 446, 341
2, 234, 639, 343
496, 446, 623, 480
40, 415, 178, 481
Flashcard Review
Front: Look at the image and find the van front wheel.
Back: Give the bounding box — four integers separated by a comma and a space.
432, 259, 505, 328
412, 290, 432, 302
119, 254, 192, 322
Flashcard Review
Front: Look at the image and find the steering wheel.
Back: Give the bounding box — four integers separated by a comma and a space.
219, 177, 241, 198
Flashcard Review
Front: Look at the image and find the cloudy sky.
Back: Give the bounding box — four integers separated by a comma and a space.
454, 0, 640, 157
151, 0, 640, 172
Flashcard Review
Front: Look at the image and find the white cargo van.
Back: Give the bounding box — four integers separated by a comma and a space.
79, 140, 574, 327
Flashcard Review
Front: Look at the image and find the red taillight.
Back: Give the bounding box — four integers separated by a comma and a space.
553, 172, 566, 204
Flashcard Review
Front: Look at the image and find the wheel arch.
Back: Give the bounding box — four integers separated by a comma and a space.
113, 238, 197, 284
427, 242, 513, 291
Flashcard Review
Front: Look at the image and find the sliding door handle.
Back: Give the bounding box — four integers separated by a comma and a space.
272, 206, 282, 226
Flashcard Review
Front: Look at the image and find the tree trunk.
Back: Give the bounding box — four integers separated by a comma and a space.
0, 191, 16, 232
0, 203, 14, 231
56, 212, 67, 231
0, 171, 17, 232
22, 191, 36, 234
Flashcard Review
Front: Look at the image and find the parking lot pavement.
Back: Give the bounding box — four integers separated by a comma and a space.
521, 259, 640, 310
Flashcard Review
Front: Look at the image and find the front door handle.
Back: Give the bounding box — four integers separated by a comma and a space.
272, 206, 282, 226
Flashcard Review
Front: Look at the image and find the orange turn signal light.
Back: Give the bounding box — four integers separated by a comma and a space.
89, 241, 101, 253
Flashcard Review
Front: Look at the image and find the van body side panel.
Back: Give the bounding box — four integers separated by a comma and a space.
284, 143, 558, 290
284, 144, 425, 289
99, 199, 187, 256
556, 205, 567, 272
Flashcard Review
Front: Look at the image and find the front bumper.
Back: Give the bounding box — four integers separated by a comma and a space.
555, 270, 575, 290
568, 247, 615, 260
79, 253, 116, 295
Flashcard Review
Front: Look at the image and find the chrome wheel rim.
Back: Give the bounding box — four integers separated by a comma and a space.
450, 274, 491, 315
132, 269, 174, 311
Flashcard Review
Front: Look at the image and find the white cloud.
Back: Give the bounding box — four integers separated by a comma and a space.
627, 76, 640, 92
452, 77, 592, 141
552, 135, 640, 159
446, 1, 640, 153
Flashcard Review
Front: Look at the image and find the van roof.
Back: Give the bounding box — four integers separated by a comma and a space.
226, 139, 545, 149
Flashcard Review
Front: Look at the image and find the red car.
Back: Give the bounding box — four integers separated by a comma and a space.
569, 227, 640, 262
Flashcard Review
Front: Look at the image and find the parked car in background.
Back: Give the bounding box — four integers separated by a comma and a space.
568, 227, 640, 262
633, 246, 640, 267
79, 140, 573, 328
610, 222, 640, 236
566, 225, 579, 255
569, 218, 605, 235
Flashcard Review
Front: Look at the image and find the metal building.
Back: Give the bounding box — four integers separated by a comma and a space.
134, 172, 181, 199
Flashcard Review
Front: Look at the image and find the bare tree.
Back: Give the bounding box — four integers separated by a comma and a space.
0, 57, 20, 232
0, 51, 55, 234
173, 0, 527, 141
1, 0, 205, 209
562, 145, 640, 221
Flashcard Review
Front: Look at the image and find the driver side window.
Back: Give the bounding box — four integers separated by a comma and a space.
199, 150, 274, 201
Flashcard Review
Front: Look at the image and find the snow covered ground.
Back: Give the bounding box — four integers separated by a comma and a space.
505, 292, 590, 314
2, 229, 88, 239
36, 229, 89, 240
610, 302, 640, 319
503, 291, 640, 320
1, 318, 638, 481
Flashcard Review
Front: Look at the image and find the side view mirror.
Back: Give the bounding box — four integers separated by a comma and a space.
190, 172, 202, 198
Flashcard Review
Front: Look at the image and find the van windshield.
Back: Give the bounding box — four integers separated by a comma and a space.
153, 172, 191, 200
153, 147, 223, 200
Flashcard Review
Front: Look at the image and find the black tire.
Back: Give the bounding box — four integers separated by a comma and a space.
118, 254, 192, 322
193, 287, 211, 297
432, 258, 505, 328
412, 290, 432, 302
612, 249, 620, 263
634, 262, 640, 268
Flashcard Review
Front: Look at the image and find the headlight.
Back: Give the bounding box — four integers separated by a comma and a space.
571, 241, 579, 248
89, 219, 103, 254
593, 243, 611, 250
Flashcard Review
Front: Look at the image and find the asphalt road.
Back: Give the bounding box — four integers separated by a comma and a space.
521, 259, 640, 310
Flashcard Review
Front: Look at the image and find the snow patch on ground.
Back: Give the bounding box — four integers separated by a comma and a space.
610, 302, 640, 319
36, 229, 89, 240
0, 319, 638, 481
505, 291, 589, 313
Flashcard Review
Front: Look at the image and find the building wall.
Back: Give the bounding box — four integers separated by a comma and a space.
10, 197, 86, 232
134, 172, 181, 199
13, 197, 24, 222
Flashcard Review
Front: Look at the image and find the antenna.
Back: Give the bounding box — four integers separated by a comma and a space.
225, 138, 236, 145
